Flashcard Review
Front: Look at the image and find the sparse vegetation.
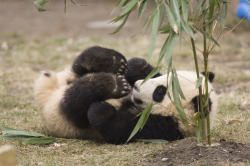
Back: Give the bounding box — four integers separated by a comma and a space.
0, 32, 250, 165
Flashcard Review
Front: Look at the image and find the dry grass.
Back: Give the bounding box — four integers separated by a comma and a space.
0, 32, 250, 165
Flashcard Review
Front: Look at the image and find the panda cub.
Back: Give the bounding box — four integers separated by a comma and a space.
34, 46, 218, 144
34, 46, 155, 139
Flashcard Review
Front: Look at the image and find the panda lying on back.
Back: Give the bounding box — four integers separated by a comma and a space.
34, 46, 218, 144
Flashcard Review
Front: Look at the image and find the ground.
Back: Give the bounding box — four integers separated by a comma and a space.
0, 0, 250, 166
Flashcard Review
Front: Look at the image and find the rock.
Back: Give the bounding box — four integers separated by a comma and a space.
161, 158, 168, 162
0, 145, 16, 166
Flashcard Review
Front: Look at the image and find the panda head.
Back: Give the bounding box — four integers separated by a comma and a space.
131, 71, 218, 136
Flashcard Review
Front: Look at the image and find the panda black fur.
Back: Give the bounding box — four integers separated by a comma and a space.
34, 46, 218, 144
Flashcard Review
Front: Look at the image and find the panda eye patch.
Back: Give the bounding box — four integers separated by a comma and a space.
153, 85, 167, 102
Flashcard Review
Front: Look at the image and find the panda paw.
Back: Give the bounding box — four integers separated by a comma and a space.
117, 58, 128, 76
112, 75, 131, 98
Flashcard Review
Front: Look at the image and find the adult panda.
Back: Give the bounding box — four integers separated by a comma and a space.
34, 46, 157, 139
87, 71, 218, 144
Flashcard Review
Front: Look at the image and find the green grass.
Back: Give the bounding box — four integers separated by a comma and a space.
0, 32, 250, 165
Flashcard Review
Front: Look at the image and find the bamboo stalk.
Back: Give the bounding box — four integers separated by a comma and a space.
191, 37, 206, 141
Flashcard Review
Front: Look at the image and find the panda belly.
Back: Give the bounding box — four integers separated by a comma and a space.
40, 86, 101, 139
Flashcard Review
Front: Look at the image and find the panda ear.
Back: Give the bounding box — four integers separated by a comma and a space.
201, 72, 215, 83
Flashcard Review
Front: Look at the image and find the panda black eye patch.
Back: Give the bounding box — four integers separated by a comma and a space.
153, 85, 167, 102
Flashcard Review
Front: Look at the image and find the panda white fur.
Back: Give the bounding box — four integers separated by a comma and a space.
34, 46, 218, 144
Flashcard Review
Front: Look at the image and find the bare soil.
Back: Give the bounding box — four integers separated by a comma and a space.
144, 139, 250, 166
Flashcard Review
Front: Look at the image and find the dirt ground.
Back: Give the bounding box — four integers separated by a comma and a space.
0, 0, 249, 166
144, 139, 250, 166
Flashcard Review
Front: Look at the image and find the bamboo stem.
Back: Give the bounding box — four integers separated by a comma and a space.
191, 37, 206, 141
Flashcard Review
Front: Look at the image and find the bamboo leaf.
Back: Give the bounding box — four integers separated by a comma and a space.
195, 76, 203, 88
208, 0, 215, 37
127, 103, 153, 142
111, 0, 137, 23
148, 7, 160, 59
34, 0, 49, 12
173, 68, 186, 100
172, 77, 188, 124
164, 33, 177, 67
181, 0, 188, 22
135, 139, 169, 144
221, 2, 228, 29
200, 30, 220, 47
194, 112, 201, 142
203, 12, 220, 27
159, 24, 171, 34
193, 0, 203, 18
165, 3, 178, 34
138, 0, 148, 19
21, 137, 58, 145
141, 66, 162, 85
111, 14, 130, 34
0, 126, 45, 137
140, 103, 153, 129
181, 21, 194, 38
116, 0, 129, 8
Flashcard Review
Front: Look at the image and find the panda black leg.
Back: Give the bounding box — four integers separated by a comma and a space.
126, 57, 161, 85
72, 46, 127, 77
60, 73, 130, 129
88, 101, 184, 144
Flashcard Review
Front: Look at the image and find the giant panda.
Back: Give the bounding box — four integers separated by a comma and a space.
34, 46, 218, 144
34, 46, 155, 139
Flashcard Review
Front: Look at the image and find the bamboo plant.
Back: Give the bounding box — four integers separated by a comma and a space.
33, 0, 229, 145
111, 0, 228, 145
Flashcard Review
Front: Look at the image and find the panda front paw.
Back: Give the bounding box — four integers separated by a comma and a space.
112, 75, 131, 98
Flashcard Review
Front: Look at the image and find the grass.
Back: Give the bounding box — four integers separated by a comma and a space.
0, 32, 250, 165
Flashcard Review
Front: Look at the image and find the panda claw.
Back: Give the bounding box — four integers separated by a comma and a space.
121, 59, 125, 63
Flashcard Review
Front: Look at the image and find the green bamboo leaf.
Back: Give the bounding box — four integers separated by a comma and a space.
148, 7, 160, 59
141, 66, 162, 85
164, 33, 177, 67
127, 103, 153, 142
21, 137, 58, 145
159, 24, 171, 34
142, 12, 154, 34
164, 3, 178, 34
140, 103, 153, 129
200, 30, 220, 47
111, 14, 130, 34
172, 77, 188, 124
171, 0, 181, 44
116, 0, 129, 8
135, 139, 169, 144
221, 2, 228, 29
181, 21, 194, 38
138, 0, 148, 19
195, 76, 203, 88
70, 0, 76, 5
208, 0, 215, 37
111, 0, 137, 23
34, 0, 49, 12
181, 0, 188, 22
0, 126, 45, 137
193, 0, 203, 18
173, 68, 186, 100
203, 12, 220, 27
194, 113, 201, 142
